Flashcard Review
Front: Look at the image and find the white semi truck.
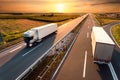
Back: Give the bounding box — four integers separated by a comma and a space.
91, 27, 115, 64
23, 23, 57, 47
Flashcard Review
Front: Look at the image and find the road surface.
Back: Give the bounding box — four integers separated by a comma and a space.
0, 15, 86, 80
55, 15, 113, 80
0, 14, 119, 80
103, 22, 120, 79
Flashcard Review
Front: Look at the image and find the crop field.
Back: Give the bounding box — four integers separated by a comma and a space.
94, 13, 120, 46
0, 19, 48, 49
28, 14, 78, 22
96, 18, 120, 26
0, 13, 81, 50
112, 24, 120, 46
0, 19, 48, 42
94, 13, 120, 26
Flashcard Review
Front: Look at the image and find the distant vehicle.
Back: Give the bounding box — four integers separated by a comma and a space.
23, 23, 57, 47
91, 27, 115, 64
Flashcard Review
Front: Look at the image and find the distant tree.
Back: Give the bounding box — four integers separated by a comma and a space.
10, 13, 23, 15
42, 14, 45, 16
117, 14, 120, 18
50, 13, 54, 17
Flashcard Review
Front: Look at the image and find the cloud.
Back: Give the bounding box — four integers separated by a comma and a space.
89, 0, 120, 6
0, 0, 120, 13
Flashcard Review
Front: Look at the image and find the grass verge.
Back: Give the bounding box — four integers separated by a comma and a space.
94, 14, 120, 26
112, 24, 120, 46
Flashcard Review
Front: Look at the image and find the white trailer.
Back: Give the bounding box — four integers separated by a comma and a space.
91, 27, 115, 64
23, 23, 57, 47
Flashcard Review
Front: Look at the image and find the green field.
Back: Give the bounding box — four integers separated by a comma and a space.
112, 24, 120, 46
0, 19, 48, 49
95, 13, 120, 46
0, 13, 81, 50
94, 14, 120, 26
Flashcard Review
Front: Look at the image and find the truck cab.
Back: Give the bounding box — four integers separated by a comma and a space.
23, 30, 35, 47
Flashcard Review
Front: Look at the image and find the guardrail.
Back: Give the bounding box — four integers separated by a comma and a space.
16, 14, 88, 80
35, 32, 75, 80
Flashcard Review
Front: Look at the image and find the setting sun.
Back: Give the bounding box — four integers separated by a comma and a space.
56, 4, 65, 12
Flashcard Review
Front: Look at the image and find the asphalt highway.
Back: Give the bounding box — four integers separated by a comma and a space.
103, 22, 120, 80
0, 14, 119, 80
0, 15, 86, 80
55, 15, 113, 80
0, 42, 25, 67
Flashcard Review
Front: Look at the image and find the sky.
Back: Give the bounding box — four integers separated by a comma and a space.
0, 0, 120, 13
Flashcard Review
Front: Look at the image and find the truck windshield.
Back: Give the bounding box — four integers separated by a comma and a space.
24, 37, 33, 43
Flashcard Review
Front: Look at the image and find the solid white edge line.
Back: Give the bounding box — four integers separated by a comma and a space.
83, 50, 87, 78
9, 46, 22, 53
16, 15, 88, 80
51, 28, 80, 80
22, 43, 42, 56
108, 62, 118, 80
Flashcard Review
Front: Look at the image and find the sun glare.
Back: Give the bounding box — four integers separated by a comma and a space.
56, 3, 65, 12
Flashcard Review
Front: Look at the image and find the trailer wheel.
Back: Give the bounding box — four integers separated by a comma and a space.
33, 42, 37, 46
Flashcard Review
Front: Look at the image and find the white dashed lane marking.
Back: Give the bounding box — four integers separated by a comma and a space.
83, 50, 87, 78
